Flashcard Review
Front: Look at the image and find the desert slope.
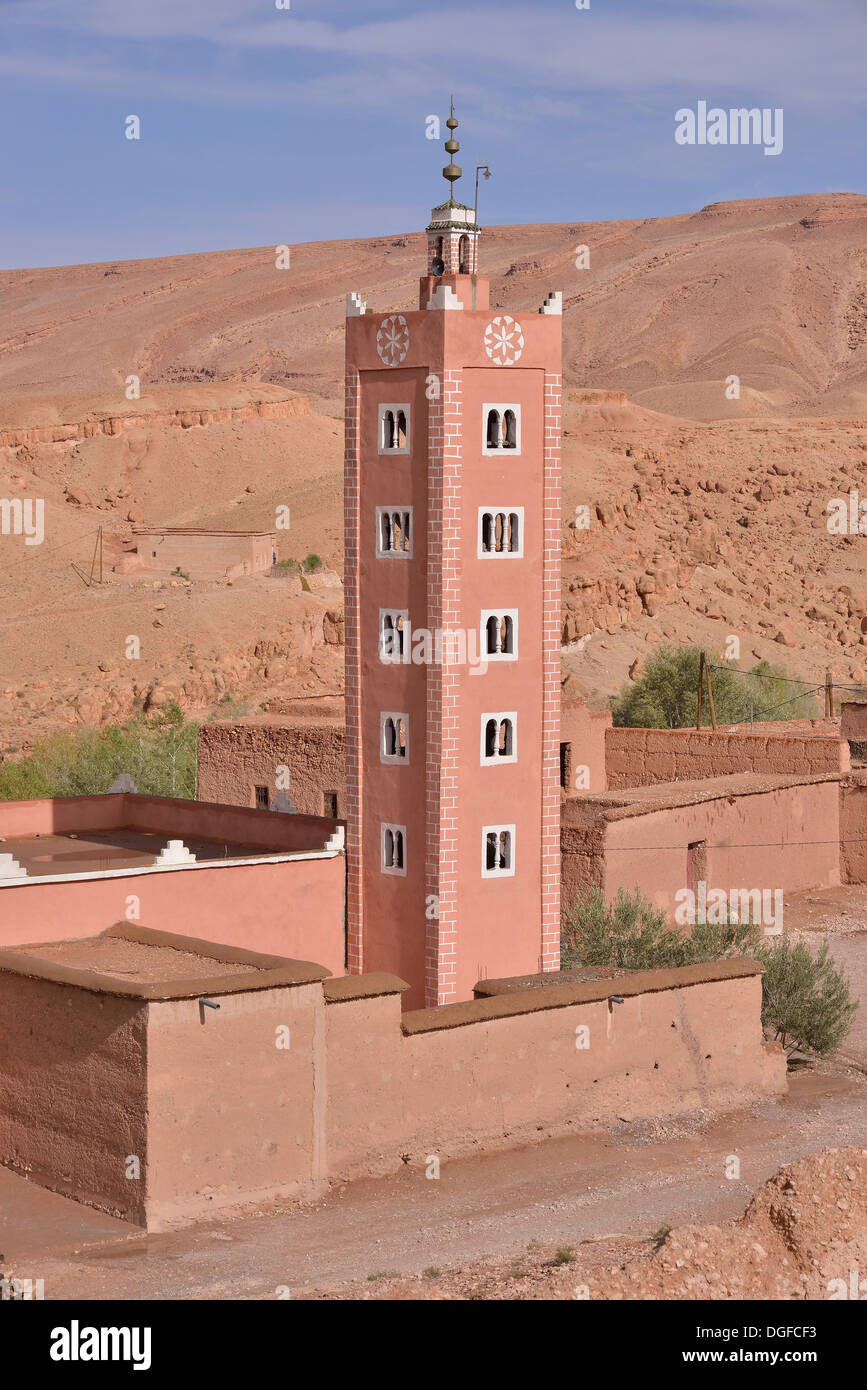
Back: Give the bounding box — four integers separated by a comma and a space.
1, 193, 866, 419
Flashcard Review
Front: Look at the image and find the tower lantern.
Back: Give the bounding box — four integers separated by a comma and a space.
423, 100, 481, 287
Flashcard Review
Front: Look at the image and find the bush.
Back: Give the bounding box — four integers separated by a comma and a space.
562, 885, 687, 970
611, 645, 819, 729
562, 885, 759, 972
756, 938, 857, 1058
562, 887, 856, 1060
302, 553, 323, 573
0, 704, 200, 801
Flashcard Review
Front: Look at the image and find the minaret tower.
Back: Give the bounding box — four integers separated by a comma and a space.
344, 107, 562, 1008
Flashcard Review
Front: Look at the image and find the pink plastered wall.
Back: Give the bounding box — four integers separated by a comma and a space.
324, 972, 783, 1182
599, 781, 840, 917
560, 700, 610, 794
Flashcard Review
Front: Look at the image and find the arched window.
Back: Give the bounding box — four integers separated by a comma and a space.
482, 610, 517, 658
482, 825, 515, 876
458, 234, 470, 274
479, 508, 523, 557
382, 409, 395, 450
380, 610, 408, 661
376, 507, 412, 556
480, 711, 517, 764
382, 823, 406, 873
483, 404, 521, 455
378, 403, 411, 454
381, 712, 409, 762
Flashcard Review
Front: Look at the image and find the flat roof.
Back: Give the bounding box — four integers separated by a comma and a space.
132, 527, 276, 537
0, 922, 330, 1000
564, 770, 841, 823
1, 827, 289, 877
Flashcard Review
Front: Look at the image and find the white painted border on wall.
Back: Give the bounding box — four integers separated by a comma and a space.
380, 711, 410, 765
377, 402, 411, 455
477, 506, 524, 558
481, 403, 522, 456
481, 824, 516, 877
479, 712, 518, 765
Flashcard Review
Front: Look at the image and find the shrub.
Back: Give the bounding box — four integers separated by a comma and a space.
562, 885, 762, 972
0, 704, 200, 801
562, 888, 856, 1060
563, 885, 691, 970
756, 938, 857, 1057
302, 553, 323, 573
611, 645, 819, 729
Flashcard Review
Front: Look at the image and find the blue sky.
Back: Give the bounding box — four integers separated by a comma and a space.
0, 0, 864, 268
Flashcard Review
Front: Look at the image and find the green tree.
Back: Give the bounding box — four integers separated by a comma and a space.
611, 645, 819, 729
0, 704, 200, 801
757, 938, 857, 1057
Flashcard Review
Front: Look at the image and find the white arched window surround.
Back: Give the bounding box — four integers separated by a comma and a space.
380, 711, 410, 764
376, 506, 413, 558
480, 609, 519, 661
480, 712, 518, 765
379, 608, 410, 663
482, 403, 521, 456
478, 506, 524, 558
378, 402, 411, 455
381, 822, 407, 875
481, 824, 516, 878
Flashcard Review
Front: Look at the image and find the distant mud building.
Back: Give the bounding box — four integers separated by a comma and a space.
127, 527, 277, 580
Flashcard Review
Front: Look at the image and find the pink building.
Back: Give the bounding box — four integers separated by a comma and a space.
344, 113, 563, 1007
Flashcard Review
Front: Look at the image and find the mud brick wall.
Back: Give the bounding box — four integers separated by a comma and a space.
605, 727, 848, 789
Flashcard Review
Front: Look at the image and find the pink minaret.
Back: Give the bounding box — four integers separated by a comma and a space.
344, 108, 562, 1008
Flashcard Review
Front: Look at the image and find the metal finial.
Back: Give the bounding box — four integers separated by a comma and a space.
442, 97, 462, 198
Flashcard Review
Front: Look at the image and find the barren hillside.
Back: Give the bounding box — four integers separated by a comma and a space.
1, 193, 866, 749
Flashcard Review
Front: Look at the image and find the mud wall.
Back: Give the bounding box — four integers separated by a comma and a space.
605, 726, 848, 788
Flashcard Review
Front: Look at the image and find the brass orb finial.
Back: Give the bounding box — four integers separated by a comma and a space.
442, 96, 462, 197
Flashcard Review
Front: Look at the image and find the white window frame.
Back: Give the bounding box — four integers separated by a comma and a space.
481, 824, 516, 878
478, 506, 524, 558
381, 822, 407, 876
480, 608, 519, 661
376, 505, 413, 558
378, 402, 411, 455
379, 607, 410, 664
380, 711, 410, 765
480, 712, 518, 765
482, 403, 522, 456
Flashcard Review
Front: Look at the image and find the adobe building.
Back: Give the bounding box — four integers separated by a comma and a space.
198, 700, 346, 817
343, 108, 562, 1007
129, 527, 277, 581
0, 792, 345, 971
0, 111, 791, 1232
